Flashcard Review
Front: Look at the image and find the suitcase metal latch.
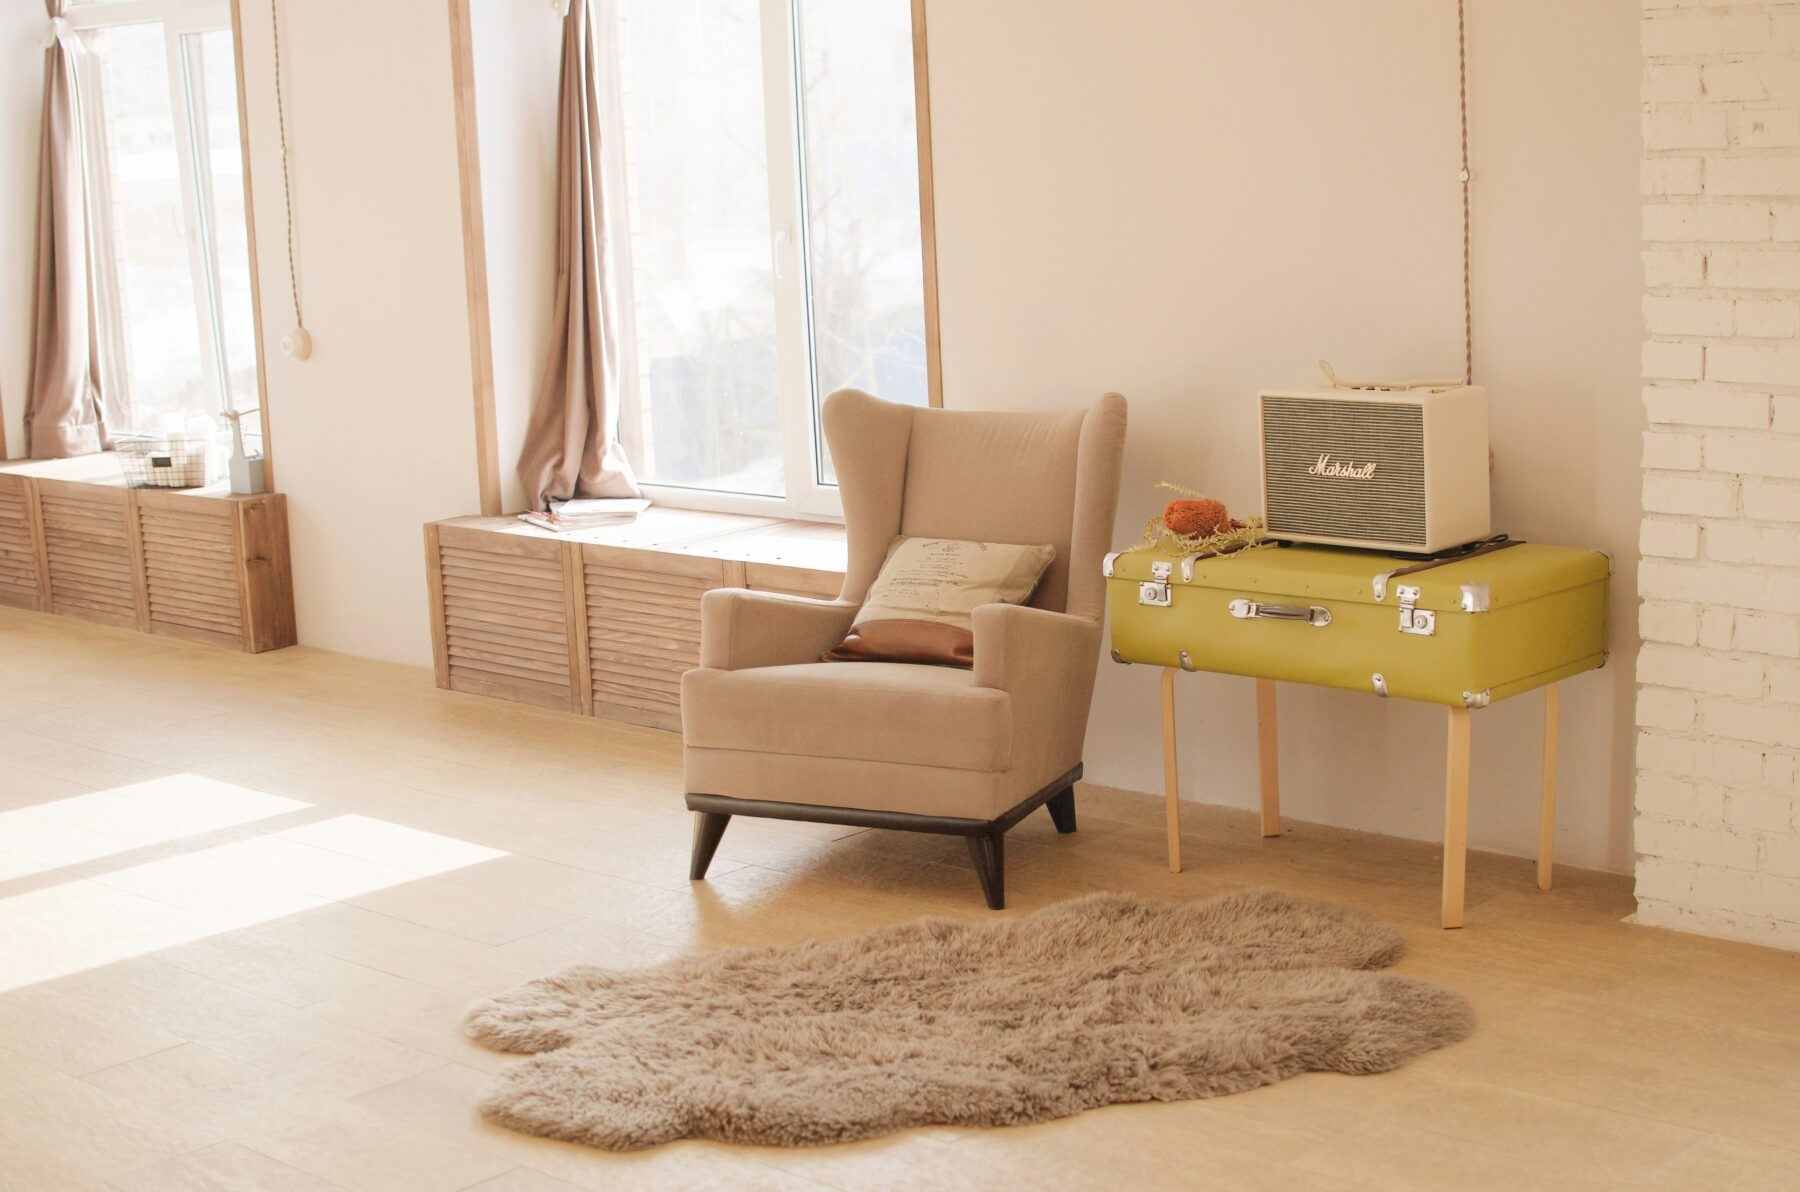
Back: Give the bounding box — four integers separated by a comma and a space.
1395, 584, 1435, 636
1139, 561, 1173, 607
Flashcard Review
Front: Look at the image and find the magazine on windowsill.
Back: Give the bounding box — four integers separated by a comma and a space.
517, 498, 651, 533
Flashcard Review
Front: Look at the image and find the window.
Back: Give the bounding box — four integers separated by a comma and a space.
607, 0, 933, 517
68, 0, 259, 447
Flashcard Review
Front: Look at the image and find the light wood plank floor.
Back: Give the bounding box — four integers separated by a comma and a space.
3, 608, 1798, 1191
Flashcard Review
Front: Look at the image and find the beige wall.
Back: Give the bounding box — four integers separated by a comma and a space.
1, 10, 43, 459
924, 0, 1644, 871
234, 0, 481, 663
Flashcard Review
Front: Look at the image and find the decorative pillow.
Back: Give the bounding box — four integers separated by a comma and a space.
822, 537, 1057, 668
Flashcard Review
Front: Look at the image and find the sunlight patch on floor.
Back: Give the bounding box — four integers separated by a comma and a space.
0, 774, 508, 992
0, 774, 310, 877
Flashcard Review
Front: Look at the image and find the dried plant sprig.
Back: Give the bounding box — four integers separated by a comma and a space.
1137, 514, 1269, 557
1131, 481, 1271, 557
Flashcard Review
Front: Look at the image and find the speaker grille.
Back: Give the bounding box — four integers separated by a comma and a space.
1262, 396, 1426, 547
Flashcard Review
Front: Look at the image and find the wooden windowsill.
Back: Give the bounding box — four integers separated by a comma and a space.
433, 506, 849, 577
0, 452, 269, 502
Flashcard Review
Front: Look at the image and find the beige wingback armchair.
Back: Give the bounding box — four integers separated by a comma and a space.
681, 388, 1128, 908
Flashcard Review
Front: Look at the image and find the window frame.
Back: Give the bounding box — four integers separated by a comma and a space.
66, 0, 262, 449
610, 0, 940, 523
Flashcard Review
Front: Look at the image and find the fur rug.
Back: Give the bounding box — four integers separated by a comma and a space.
464, 888, 1473, 1149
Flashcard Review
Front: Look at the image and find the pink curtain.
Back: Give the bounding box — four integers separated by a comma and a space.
517, 0, 639, 510
26, 1, 109, 458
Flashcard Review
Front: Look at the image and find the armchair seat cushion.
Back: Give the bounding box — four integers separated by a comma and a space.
681, 661, 1013, 773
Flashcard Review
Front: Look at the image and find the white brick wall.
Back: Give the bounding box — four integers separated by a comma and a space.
1638, 0, 1800, 949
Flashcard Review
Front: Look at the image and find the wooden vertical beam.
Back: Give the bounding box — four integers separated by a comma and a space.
237, 495, 295, 651
231, 502, 256, 648
424, 522, 451, 689
1255, 678, 1281, 838
909, 0, 943, 409
564, 541, 593, 715
26, 478, 52, 612
1161, 666, 1181, 874
1539, 682, 1559, 892
447, 0, 502, 516
1442, 705, 1472, 930
123, 490, 151, 632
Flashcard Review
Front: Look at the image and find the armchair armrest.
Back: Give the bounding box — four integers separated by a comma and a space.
698, 588, 859, 672
972, 603, 1104, 777
971, 604, 1102, 693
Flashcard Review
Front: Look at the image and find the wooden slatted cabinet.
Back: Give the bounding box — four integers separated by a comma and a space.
39, 482, 138, 626
583, 546, 724, 728
432, 524, 575, 711
0, 455, 295, 652
426, 509, 848, 728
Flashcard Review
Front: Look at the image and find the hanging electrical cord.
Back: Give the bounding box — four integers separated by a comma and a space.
1457, 0, 1473, 386
270, 0, 311, 359
1320, 2, 1477, 396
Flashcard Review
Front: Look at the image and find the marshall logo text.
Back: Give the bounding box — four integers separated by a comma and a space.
1307, 453, 1379, 480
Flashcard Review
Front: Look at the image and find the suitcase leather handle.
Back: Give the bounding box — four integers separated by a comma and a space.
1228, 598, 1332, 627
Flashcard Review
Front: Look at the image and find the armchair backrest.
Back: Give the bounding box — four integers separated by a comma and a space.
822, 389, 1128, 622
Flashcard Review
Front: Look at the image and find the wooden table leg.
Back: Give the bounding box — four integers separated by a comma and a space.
1161, 666, 1181, 873
1442, 705, 1472, 929
1256, 678, 1281, 838
1539, 682, 1559, 891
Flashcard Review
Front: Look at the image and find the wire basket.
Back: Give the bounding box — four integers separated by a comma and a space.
117, 436, 211, 489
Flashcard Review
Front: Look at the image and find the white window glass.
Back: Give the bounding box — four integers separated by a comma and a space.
86, 21, 210, 435
607, 0, 931, 514
614, 0, 785, 497
794, 0, 929, 485
73, 2, 259, 445
189, 29, 260, 420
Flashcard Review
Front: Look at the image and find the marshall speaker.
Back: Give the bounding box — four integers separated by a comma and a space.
1258, 385, 1490, 553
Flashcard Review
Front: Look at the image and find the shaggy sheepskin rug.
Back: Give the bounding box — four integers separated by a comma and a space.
464, 888, 1473, 1149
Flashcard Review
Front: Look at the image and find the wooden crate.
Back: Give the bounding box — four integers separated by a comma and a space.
0, 456, 295, 652
426, 509, 847, 728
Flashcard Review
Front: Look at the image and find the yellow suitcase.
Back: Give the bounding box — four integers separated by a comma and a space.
1105, 541, 1609, 707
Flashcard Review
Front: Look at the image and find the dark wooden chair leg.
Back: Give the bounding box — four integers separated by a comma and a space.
965, 831, 1005, 910
690, 811, 731, 880
1046, 786, 1077, 834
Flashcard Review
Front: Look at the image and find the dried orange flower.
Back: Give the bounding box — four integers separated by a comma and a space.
1164, 498, 1231, 538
